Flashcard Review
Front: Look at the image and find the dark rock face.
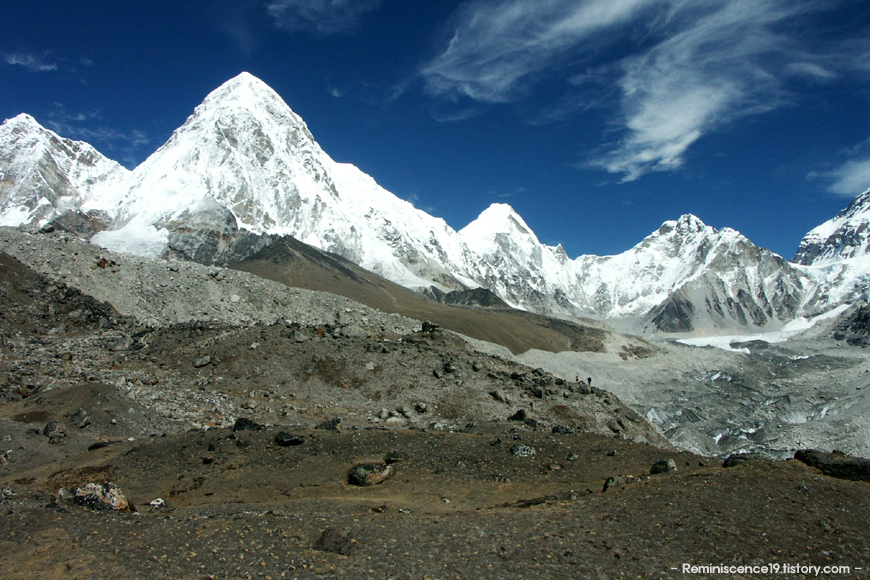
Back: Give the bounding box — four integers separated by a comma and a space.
646, 259, 809, 334
832, 302, 870, 347
422, 286, 509, 309
162, 201, 278, 267
794, 449, 870, 482
47, 210, 111, 239
648, 291, 695, 333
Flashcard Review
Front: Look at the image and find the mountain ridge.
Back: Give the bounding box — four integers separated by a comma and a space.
795, 189, 870, 266
2, 72, 869, 335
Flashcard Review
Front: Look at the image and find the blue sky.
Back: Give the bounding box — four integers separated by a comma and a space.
3, 0, 870, 258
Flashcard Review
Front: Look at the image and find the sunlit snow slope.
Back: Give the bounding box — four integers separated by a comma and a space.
1, 73, 869, 334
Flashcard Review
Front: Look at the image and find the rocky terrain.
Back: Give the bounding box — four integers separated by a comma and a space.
515, 324, 870, 460
1, 225, 869, 578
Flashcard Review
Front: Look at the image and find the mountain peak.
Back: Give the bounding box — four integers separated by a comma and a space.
465, 203, 529, 231
794, 188, 870, 265
212, 72, 274, 98
2, 113, 41, 131
194, 72, 290, 117
673, 213, 708, 231
838, 188, 870, 220
652, 214, 714, 241
459, 203, 538, 247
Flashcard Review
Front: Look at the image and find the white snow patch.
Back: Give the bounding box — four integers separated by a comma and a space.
677, 305, 850, 351
91, 220, 169, 258
0, 205, 36, 227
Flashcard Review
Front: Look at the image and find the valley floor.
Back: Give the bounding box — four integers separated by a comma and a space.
2, 418, 869, 580
1, 226, 869, 578
511, 330, 870, 460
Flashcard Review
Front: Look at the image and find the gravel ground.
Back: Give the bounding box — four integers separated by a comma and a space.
1, 225, 869, 579
0, 226, 418, 334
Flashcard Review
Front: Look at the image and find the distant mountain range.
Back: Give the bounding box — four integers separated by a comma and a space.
2, 72, 869, 336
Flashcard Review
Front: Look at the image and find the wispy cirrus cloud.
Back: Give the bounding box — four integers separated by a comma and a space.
421, 0, 659, 103
266, 0, 383, 35
3, 51, 58, 72
826, 157, 870, 196
47, 107, 150, 168
594, 1, 803, 181
419, 0, 867, 182
819, 137, 870, 196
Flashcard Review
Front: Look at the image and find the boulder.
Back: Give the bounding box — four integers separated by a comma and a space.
650, 458, 677, 474
71, 408, 91, 429
722, 453, 771, 468
192, 355, 211, 368
43, 420, 66, 444
510, 444, 537, 457
794, 449, 870, 482
60, 482, 131, 511
316, 418, 342, 432
348, 463, 393, 486
232, 417, 262, 432
274, 432, 305, 447
313, 528, 356, 555
490, 389, 511, 404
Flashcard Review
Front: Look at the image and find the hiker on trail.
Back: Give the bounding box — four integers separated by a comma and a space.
587, 377, 592, 387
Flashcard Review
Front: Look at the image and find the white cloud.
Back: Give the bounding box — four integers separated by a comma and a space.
266, 0, 383, 35
595, 1, 798, 180
49, 119, 149, 148
420, 0, 660, 103
785, 62, 838, 81
3, 52, 57, 72
47, 107, 150, 168
827, 157, 870, 196
427, 106, 483, 123
420, 0, 868, 181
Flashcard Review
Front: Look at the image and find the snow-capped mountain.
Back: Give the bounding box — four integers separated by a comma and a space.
573, 215, 818, 332
457, 209, 817, 332
0, 114, 127, 227
457, 203, 578, 315
77, 73, 475, 288
789, 189, 870, 311
794, 189, 870, 266
0, 72, 866, 335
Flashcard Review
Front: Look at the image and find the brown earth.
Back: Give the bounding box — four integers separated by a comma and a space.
1, 251, 869, 579
1, 423, 868, 580
232, 236, 610, 355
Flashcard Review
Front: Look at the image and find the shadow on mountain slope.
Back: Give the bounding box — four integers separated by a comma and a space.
232, 236, 608, 355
